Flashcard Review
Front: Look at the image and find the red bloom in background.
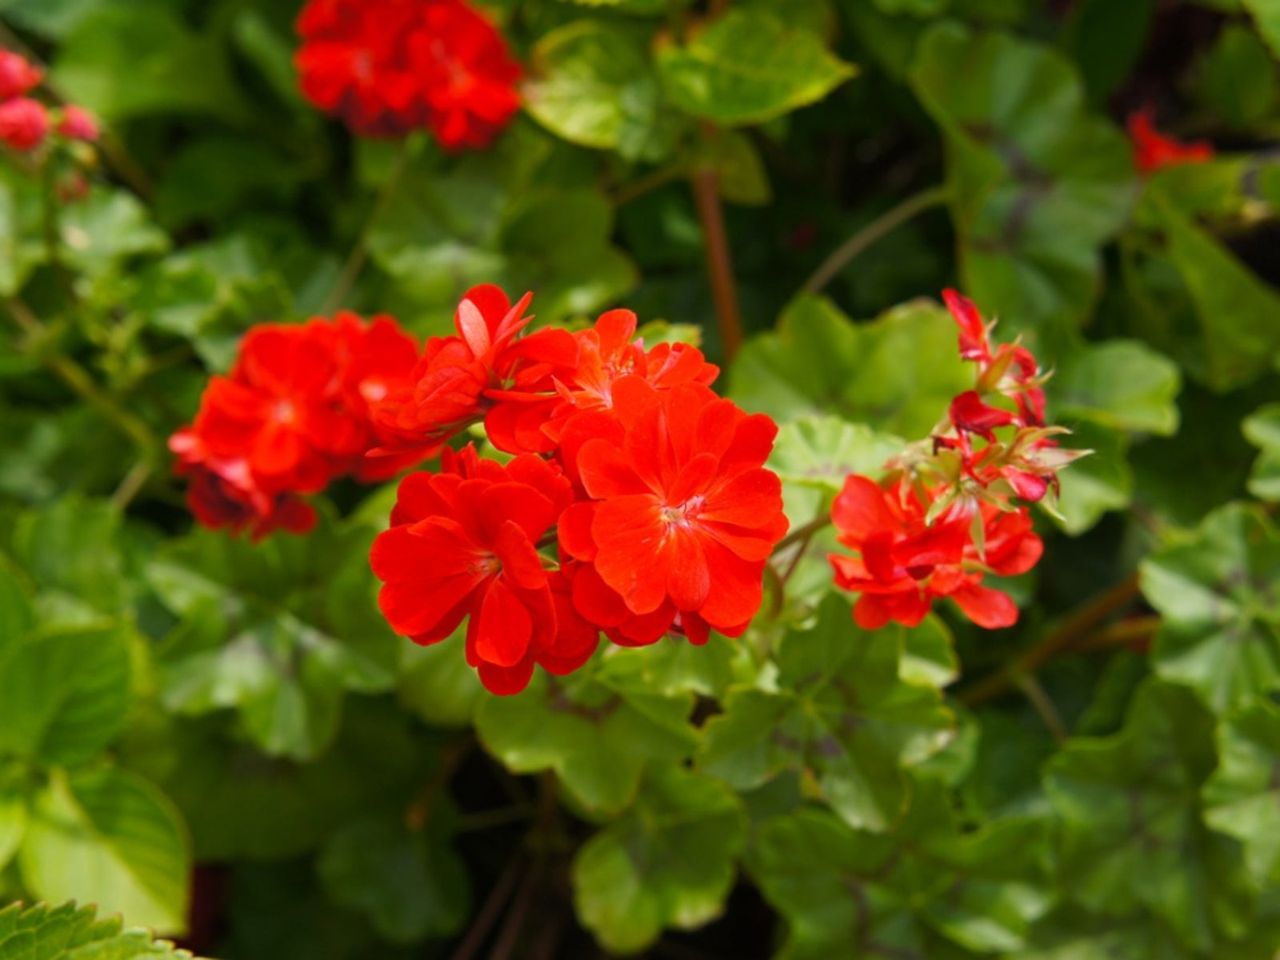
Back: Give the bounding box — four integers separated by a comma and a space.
0, 97, 48, 152
172, 312, 426, 539
1127, 107, 1213, 175
829, 476, 1042, 630
295, 0, 521, 148
56, 105, 99, 142
0, 50, 41, 101
371, 446, 595, 694
372, 284, 575, 456
559, 379, 788, 645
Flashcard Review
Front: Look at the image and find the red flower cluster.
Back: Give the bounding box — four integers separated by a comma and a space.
0, 49, 98, 153
295, 0, 521, 149
1127, 107, 1213, 175
828, 290, 1077, 630
171, 313, 428, 539
368, 286, 788, 693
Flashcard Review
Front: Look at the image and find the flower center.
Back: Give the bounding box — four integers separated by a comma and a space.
660, 496, 705, 529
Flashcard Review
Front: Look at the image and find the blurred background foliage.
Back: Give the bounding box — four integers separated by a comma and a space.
0, 0, 1279, 957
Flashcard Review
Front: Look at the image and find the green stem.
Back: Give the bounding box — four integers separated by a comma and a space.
801, 185, 949, 295
322, 140, 412, 314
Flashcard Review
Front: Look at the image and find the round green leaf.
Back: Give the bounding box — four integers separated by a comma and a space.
1203, 701, 1280, 885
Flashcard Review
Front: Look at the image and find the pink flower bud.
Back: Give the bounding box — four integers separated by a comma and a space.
57, 105, 99, 142
0, 97, 49, 152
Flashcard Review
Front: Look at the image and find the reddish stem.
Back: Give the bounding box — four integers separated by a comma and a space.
691, 166, 744, 359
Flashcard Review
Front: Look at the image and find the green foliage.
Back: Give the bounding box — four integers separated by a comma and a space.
0, 901, 199, 959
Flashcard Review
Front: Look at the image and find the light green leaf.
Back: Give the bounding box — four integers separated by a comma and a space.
768, 415, 904, 495
572, 766, 745, 953
1140, 503, 1280, 712
1050, 422, 1133, 536
524, 20, 681, 162
57, 187, 169, 282
1203, 701, 1280, 885
398, 632, 486, 729
318, 814, 469, 944
11, 497, 130, 621
657, 9, 855, 126
0, 901, 200, 959
1242, 0, 1280, 59
910, 24, 1137, 348
20, 768, 191, 935
700, 595, 954, 832
476, 650, 699, 816
0, 623, 130, 768
730, 295, 970, 438
0, 769, 26, 871
1052, 340, 1181, 436
1243, 403, 1280, 501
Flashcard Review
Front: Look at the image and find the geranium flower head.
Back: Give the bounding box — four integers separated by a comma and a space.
295, 0, 521, 149
1127, 107, 1213, 175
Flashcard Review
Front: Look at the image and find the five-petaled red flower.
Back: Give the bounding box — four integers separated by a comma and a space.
558, 379, 789, 646
371, 446, 596, 694
295, 0, 521, 148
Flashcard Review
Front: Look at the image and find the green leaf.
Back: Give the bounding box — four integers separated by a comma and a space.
702, 130, 771, 206
0, 561, 33, 651
1050, 422, 1133, 536
397, 632, 487, 729
1146, 188, 1280, 390
476, 649, 699, 816
1243, 403, 1280, 501
768, 415, 905, 496
147, 516, 397, 761
318, 814, 469, 944
1062, 0, 1156, 101
0, 165, 48, 296
572, 765, 745, 953
57, 187, 169, 283
1140, 503, 1280, 712
19, 767, 191, 934
910, 24, 1137, 348
656, 9, 856, 127
524, 20, 681, 162
749, 782, 1051, 959
700, 595, 954, 832
52, 1, 251, 124
1242, 0, 1280, 59
1203, 700, 1280, 885
1044, 679, 1247, 950
0, 767, 26, 871
11, 497, 130, 621
1196, 23, 1278, 128
0, 901, 200, 959
0, 623, 130, 767
730, 295, 970, 438
1052, 340, 1181, 436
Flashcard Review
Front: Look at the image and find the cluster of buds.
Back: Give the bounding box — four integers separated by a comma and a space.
828, 290, 1083, 631
0, 49, 99, 153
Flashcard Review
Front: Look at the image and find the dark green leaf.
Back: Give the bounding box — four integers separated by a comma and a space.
1203, 701, 1280, 885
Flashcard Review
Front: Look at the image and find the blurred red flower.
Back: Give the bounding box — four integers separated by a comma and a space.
1127, 107, 1213, 175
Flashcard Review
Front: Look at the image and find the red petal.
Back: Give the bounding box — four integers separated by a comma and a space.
950, 582, 1019, 628
831, 476, 897, 543
471, 578, 534, 667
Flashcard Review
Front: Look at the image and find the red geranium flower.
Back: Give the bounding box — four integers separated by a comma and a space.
829, 475, 1042, 630
294, 0, 521, 149
0, 97, 48, 152
1127, 107, 1213, 175
558, 378, 788, 645
370, 446, 595, 694
172, 312, 426, 538
0, 50, 41, 101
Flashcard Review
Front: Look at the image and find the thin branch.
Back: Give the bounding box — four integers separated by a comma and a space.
690, 165, 744, 359
612, 162, 686, 206
774, 514, 832, 555
801, 185, 949, 295
1015, 673, 1067, 743
448, 855, 525, 960
959, 573, 1143, 706
110, 461, 152, 512
322, 140, 412, 314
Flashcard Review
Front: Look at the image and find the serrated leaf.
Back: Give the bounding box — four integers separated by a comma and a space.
910, 24, 1137, 348
0, 901, 200, 959
657, 9, 855, 127
318, 814, 469, 944
1243, 403, 1280, 501
0, 623, 131, 767
147, 516, 397, 761
19, 768, 191, 935
1203, 701, 1280, 885
700, 595, 954, 832
572, 765, 745, 953
1140, 503, 1280, 712
1044, 679, 1245, 950
476, 650, 698, 816
768, 415, 905, 495
524, 20, 680, 162
730, 295, 970, 438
